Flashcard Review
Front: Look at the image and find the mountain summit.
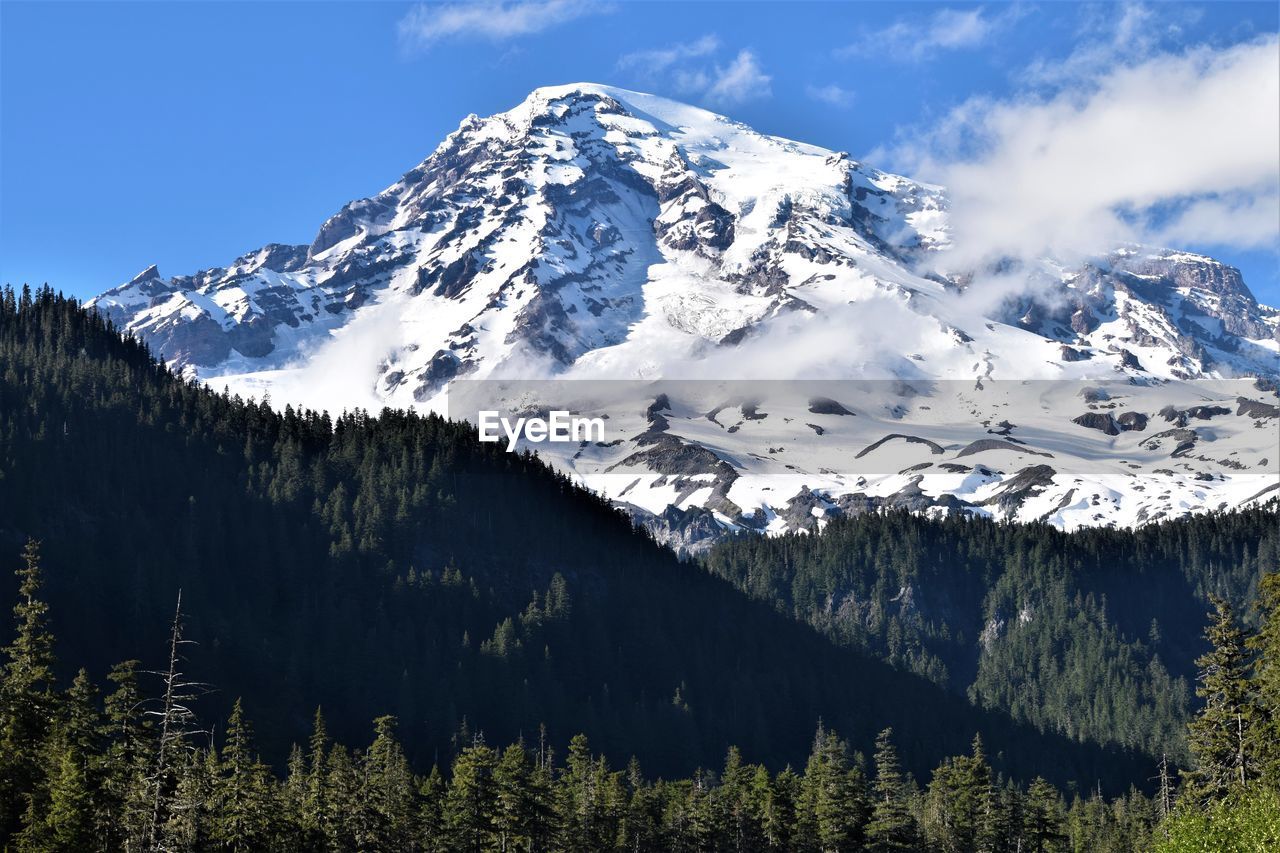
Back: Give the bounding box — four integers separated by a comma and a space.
88, 84, 1280, 542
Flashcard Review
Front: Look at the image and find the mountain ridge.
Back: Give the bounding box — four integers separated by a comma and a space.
85, 83, 1280, 545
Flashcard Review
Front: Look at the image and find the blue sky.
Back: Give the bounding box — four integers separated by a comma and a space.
2, 1, 1277, 303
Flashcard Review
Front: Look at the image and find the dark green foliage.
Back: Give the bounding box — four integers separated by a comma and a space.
446, 738, 499, 851
1183, 597, 1258, 801
0, 288, 1146, 790
0, 539, 57, 838
1246, 571, 1280, 788
866, 728, 918, 852
921, 735, 994, 853
1153, 571, 1280, 852
3, 289, 1279, 849
1022, 778, 1066, 853
702, 504, 1277, 762
0, 568, 1178, 852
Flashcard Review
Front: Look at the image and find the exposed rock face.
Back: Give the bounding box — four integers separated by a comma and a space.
809, 397, 856, 416
1060, 345, 1091, 362
1116, 412, 1148, 432
1073, 411, 1148, 435
1120, 252, 1278, 341
85, 83, 1280, 546
1074, 412, 1120, 436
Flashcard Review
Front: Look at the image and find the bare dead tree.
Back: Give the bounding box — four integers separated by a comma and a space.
143, 591, 209, 852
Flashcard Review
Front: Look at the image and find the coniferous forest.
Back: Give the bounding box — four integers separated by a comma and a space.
1, 287, 1278, 851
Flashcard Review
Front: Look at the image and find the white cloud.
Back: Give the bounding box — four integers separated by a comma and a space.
672, 68, 712, 96
884, 36, 1280, 280
398, 0, 606, 50
618, 35, 719, 73
1152, 192, 1280, 251
618, 38, 772, 105
706, 50, 772, 104
1024, 1, 1199, 87
805, 83, 855, 108
840, 5, 1018, 62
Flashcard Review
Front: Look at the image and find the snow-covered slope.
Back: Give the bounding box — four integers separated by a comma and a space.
88, 83, 1280, 547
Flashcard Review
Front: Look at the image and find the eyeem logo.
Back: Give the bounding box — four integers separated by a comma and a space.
478, 410, 605, 451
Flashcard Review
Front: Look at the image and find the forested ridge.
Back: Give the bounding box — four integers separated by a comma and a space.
1, 539, 1277, 850
703, 504, 1278, 763
0, 286, 1277, 849
0, 286, 1142, 789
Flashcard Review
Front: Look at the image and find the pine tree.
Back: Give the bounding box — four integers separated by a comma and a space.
986, 780, 1024, 853
865, 728, 918, 852
39, 669, 102, 849
282, 743, 309, 848
97, 659, 153, 849
799, 725, 867, 853
210, 699, 276, 851
445, 738, 498, 852
162, 747, 217, 851
364, 715, 417, 850
716, 745, 763, 852
1023, 777, 1066, 853
620, 757, 659, 853
923, 735, 992, 853
31, 744, 96, 851
417, 765, 447, 852
557, 733, 611, 853
0, 539, 57, 837
493, 741, 534, 852
98, 659, 153, 850
683, 769, 718, 850
525, 736, 559, 852
294, 707, 329, 850
756, 765, 795, 851
1184, 596, 1257, 800
1246, 571, 1280, 786
323, 745, 361, 851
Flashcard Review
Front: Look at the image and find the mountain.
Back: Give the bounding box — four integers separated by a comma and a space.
87, 84, 1280, 547
0, 287, 1156, 792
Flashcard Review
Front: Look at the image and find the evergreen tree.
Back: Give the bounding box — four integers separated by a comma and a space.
445, 739, 498, 852
716, 745, 763, 852
1247, 571, 1280, 787
33, 669, 102, 851
923, 735, 993, 853
97, 659, 152, 850
557, 733, 618, 853
493, 741, 534, 852
0, 539, 57, 837
620, 757, 660, 853
865, 728, 918, 852
1023, 777, 1066, 853
1184, 597, 1257, 800
754, 763, 793, 852
798, 725, 867, 853
162, 747, 217, 851
418, 765, 447, 852
29, 744, 96, 851
322, 745, 361, 852
282, 743, 309, 849
297, 707, 329, 850
210, 699, 276, 851
364, 715, 418, 850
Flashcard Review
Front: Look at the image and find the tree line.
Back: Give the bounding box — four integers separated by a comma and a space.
3, 285, 1278, 850
0, 286, 1152, 788
702, 504, 1277, 763
1, 541, 1278, 851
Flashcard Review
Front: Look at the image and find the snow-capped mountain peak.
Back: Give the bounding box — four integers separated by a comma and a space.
87, 83, 1279, 545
